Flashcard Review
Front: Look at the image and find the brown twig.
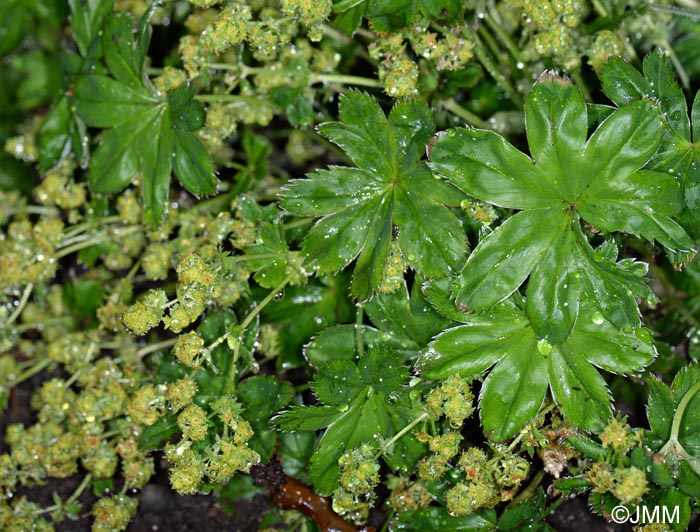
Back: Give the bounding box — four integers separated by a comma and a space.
252, 458, 375, 532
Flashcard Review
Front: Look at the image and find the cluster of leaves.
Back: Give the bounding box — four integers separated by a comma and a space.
2, 1, 700, 532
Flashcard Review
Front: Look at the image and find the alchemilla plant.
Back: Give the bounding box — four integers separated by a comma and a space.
1, 0, 700, 531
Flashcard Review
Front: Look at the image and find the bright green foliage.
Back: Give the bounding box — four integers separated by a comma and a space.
280, 91, 467, 301
600, 51, 700, 240
274, 348, 424, 495
431, 74, 693, 340
419, 278, 656, 440
72, 11, 215, 224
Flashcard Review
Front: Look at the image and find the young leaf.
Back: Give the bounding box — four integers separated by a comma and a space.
280, 92, 467, 301
274, 348, 423, 495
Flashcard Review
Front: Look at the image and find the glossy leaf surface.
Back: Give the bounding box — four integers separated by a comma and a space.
280, 92, 467, 301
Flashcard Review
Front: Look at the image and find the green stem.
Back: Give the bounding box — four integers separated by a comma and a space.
590, 0, 609, 17
506, 469, 545, 509
355, 304, 365, 358
33, 474, 93, 515
56, 229, 138, 258
283, 218, 314, 231
228, 273, 295, 390
659, 38, 691, 89
138, 337, 177, 358
10, 358, 51, 387
484, 14, 524, 65
669, 380, 700, 444
308, 73, 383, 88
571, 70, 592, 102
472, 35, 523, 108
6, 283, 34, 326
61, 215, 124, 240
477, 23, 510, 68
65, 342, 97, 386
441, 99, 489, 128
375, 412, 429, 460
649, 3, 700, 19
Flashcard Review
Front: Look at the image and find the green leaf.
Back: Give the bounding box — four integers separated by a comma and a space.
0, 0, 31, 57
453, 209, 568, 311
480, 328, 548, 441
433, 76, 688, 336
139, 415, 178, 451
311, 359, 363, 406
262, 276, 354, 367
430, 128, 558, 209
420, 300, 654, 436
678, 460, 700, 497
548, 345, 611, 432
168, 84, 205, 131
103, 12, 142, 88
73, 75, 157, 128
38, 96, 72, 172
141, 107, 173, 225
391, 507, 497, 531
274, 405, 341, 431
170, 122, 216, 196
566, 305, 656, 375
418, 305, 529, 379
304, 324, 417, 365
364, 278, 449, 349
525, 78, 586, 200
646, 376, 675, 441
571, 232, 654, 328
525, 226, 579, 343
657, 488, 691, 532
69, 0, 113, 56
245, 222, 294, 288
239, 376, 293, 462
601, 52, 700, 239
74, 73, 213, 223
87, 106, 162, 193
278, 431, 316, 479
579, 170, 692, 251
367, 0, 417, 33
281, 92, 466, 300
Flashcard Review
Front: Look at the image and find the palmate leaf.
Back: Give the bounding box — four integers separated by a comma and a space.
274, 348, 424, 495
431, 74, 693, 341
418, 300, 656, 441
280, 92, 467, 301
601, 51, 700, 240
73, 13, 215, 224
